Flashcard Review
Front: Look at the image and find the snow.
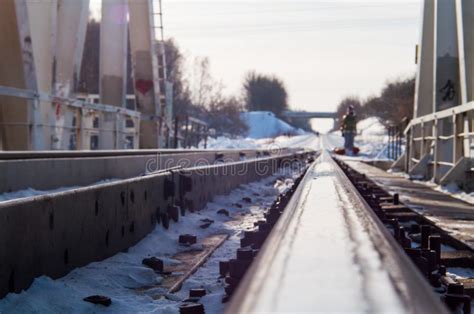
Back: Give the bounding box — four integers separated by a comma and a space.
356, 117, 392, 159
200, 111, 308, 150
201, 136, 262, 150
0, 167, 301, 313
327, 117, 391, 160
240, 111, 305, 139
201, 134, 320, 151
447, 268, 474, 280
435, 182, 474, 205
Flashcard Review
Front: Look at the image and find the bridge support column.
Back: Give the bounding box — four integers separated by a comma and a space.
414, 0, 435, 119
459, 0, 474, 158
0, 0, 38, 150
25, 0, 57, 151
129, 0, 163, 149
52, 0, 89, 150
99, 0, 128, 150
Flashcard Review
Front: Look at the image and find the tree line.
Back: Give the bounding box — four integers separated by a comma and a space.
335, 76, 415, 128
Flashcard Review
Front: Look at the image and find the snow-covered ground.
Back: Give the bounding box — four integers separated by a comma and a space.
202, 117, 388, 158
240, 111, 305, 139
202, 134, 320, 151
200, 111, 308, 150
0, 167, 302, 313
410, 179, 474, 205
325, 117, 391, 160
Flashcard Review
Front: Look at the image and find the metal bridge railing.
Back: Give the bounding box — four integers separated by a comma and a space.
0, 85, 141, 150
404, 102, 474, 182
172, 115, 209, 149
387, 117, 409, 161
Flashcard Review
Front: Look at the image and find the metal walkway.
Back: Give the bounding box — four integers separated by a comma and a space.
346, 159, 474, 250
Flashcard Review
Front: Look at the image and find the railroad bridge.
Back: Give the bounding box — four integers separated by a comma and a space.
0, 0, 473, 313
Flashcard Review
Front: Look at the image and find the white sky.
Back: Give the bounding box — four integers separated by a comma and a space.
91, 0, 422, 131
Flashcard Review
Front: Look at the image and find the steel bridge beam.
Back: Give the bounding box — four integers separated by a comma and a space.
52, 0, 89, 150
129, 0, 162, 149
0, 0, 37, 150
99, 0, 128, 150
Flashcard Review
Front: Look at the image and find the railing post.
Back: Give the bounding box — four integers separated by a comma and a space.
184, 116, 189, 148
420, 121, 425, 158
394, 125, 398, 159
463, 113, 471, 158
115, 114, 120, 149
173, 116, 179, 149
406, 126, 412, 171
388, 126, 393, 159
433, 118, 439, 181
452, 111, 458, 166
397, 123, 403, 159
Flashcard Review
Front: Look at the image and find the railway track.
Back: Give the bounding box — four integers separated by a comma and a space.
1, 146, 471, 313
335, 157, 473, 313
0, 148, 314, 300
226, 152, 447, 313
0, 148, 303, 197
0, 148, 291, 160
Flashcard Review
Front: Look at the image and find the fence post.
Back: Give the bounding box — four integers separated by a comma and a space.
397, 123, 403, 159
406, 126, 412, 171
452, 111, 457, 166
433, 118, 439, 181
389, 126, 393, 159
184, 116, 189, 148
173, 116, 179, 148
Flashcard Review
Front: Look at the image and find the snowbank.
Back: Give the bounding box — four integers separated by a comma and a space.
202, 136, 261, 150
240, 111, 305, 139
198, 111, 306, 150
355, 117, 389, 159
358, 117, 386, 137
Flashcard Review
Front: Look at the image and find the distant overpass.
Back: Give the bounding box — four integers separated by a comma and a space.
282, 111, 338, 119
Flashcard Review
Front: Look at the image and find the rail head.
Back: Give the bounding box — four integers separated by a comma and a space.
226, 152, 447, 313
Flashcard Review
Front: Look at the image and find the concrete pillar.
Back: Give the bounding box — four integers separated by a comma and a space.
434, 0, 461, 111
461, 0, 474, 102
433, 0, 460, 179
129, 0, 162, 148
0, 0, 37, 150
99, 0, 128, 150
52, 0, 89, 149
461, 0, 474, 159
414, 0, 435, 118
25, 0, 57, 150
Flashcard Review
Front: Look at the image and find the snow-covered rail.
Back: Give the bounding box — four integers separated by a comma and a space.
227, 152, 447, 313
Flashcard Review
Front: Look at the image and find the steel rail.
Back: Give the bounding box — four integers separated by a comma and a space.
227, 152, 447, 313
0, 148, 296, 160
